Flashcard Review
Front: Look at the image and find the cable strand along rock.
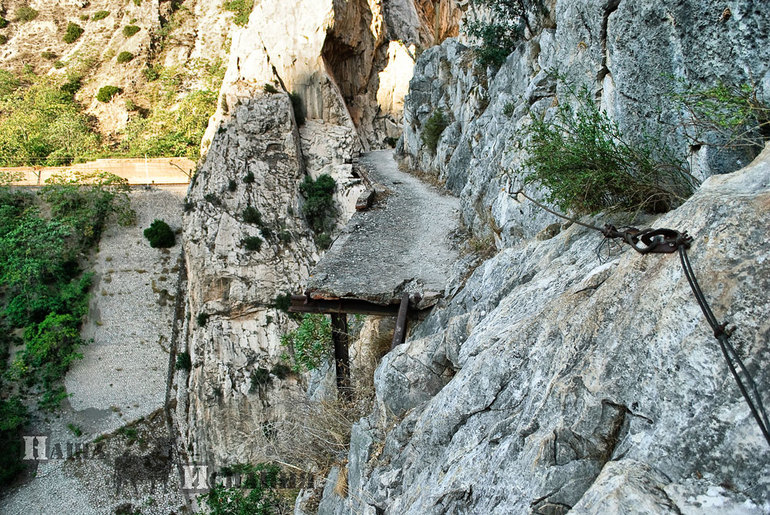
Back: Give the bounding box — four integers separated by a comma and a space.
511, 187, 770, 447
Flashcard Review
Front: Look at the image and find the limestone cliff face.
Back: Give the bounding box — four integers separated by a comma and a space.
180, 0, 459, 470
318, 1, 770, 513
401, 0, 770, 246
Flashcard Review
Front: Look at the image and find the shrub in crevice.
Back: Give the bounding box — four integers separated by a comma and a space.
143, 219, 175, 248
63, 23, 84, 44
299, 174, 335, 233
421, 110, 449, 154
521, 85, 696, 215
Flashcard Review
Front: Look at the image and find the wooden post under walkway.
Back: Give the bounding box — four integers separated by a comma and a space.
290, 293, 418, 397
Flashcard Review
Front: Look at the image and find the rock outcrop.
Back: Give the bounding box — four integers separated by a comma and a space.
320, 137, 770, 515
401, 0, 770, 247
318, 1, 770, 513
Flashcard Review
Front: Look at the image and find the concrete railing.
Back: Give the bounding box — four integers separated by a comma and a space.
1, 157, 195, 186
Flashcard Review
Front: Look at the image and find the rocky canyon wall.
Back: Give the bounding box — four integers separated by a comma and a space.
318, 1, 770, 513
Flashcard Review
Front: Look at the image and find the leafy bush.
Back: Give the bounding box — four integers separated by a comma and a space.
421, 110, 449, 154
198, 463, 285, 514
228, 179, 237, 192
273, 293, 291, 312
241, 235, 262, 251
249, 367, 271, 392
122, 25, 140, 37
243, 171, 255, 183
299, 174, 335, 233
175, 351, 192, 371
465, 0, 543, 67
270, 363, 291, 380
41, 51, 57, 60
116, 51, 134, 64
278, 230, 291, 244
196, 313, 209, 327
522, 86, 695, 214
143, 219, 176, 248
223, 0, 254, 27
281, 314, 332, 372
54, 61, 66, 69
315, 232, 332, 249
96, 85, 121, 102
263, 83, 278, 94
0, 17, 8, 28
142, 65, 160, 81
0, 35, 7, 45
92, 10, 110, 21
63, 23, 84, 44
15, 6, 39, 22
503, 101, 516, 116
242, 206, 262, 225
671, 79, 770, 152
289, 92, 305, 126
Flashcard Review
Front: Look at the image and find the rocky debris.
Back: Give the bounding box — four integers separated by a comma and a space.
320, 144, 770, 513
401, 0, 770, 248
306, 150, 460, 307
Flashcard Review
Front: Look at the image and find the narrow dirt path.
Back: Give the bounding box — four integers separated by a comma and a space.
307, 150, 460, 306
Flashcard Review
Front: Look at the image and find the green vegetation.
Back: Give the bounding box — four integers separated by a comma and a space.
122, 25, 140, 38
96, 85, 121, 103
175, 351, 192, 371
465, 0, 543, 67
242, 206, 262, 225
199, 463, 286, 514
223, 0, 254, 27
0, 17, 8, 28
315, 232, 332, 250
0, 73, 100, 166
243, 171, 255, 183
116, 51, 134, 64
421, 110, 449, 154
228, 179, 237, 192
0, 397, 28, 485
0, 171, 133, 429
671, 79, 770, 152
196, 312, 209, 327
270, 363, 291, 380
67, 423, 82, 436
120, 61, 223, 160
63, 23, 85, 44
250, 367, 271, 392
41, 51, 57, 60
503, 101, 516, 116
522, 85, 695, 214
92, 10, 110, 21
281, 314, 332, 372
299, 174, 335, 233
263, 83, 278, 94
273, 293, 291, 312
0, 35, 8, 45
289, 92, 305, 126
15, 6, 39, 23
241, 235, 262, 251
143, 219, 176, 248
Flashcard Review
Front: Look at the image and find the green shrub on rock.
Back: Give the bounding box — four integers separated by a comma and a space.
421, 110, 449, 154
143, 219, 175, 248
116, 51, 134, 64
96, 85, 121, 103
15, 6, 39, 23
63, 23, 84, 44
122, 25, 140, 38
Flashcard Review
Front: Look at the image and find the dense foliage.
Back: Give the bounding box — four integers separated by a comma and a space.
143, 219, 176, 248
0, 172, 133, 484
522, 86, 696, 214
116, 51, 134, 64
299, 174, 335, 234
280, 314, 332, 372
63, 23, 84, 44
96, 85, 121, 103
465, 0, 543, 67
0, 73, 100, 166
421, 110, 449, 154
199, 463, 286, 514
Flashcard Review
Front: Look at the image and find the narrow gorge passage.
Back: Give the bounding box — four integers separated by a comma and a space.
306, 150, 461, 307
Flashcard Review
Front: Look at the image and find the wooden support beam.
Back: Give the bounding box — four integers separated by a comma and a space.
330, 313, 351, 399
391, 292, 410, 350
289, 295, 401, 316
